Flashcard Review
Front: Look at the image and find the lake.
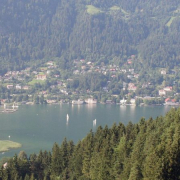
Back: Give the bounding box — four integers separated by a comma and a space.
0, 104, 172, 158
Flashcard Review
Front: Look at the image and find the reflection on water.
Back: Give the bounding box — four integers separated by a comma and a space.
0, 104, 172, 158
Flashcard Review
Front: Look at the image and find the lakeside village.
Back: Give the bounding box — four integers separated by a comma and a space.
0, 57, 180, 108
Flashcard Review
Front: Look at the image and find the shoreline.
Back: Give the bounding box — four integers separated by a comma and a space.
1, 102, 180, 108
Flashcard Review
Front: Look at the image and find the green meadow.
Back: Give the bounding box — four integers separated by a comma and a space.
0, 140, 21, 152
166, 16, 176, 27
28, 79, 46, 85
86, 5, 103, 15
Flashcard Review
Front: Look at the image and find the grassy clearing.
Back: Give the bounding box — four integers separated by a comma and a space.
110, 6, 129, 17
39, 72, 46, 75
0, 140, 22, 152
166, 17, 176, 27
28, 79, 46, 85
110, 6, 120, 11
86, 5, 103, 15
121, 8, 129, 15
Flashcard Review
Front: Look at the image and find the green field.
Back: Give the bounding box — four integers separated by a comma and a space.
28, 79, 46, 85
166, 16, 176, 27
0, 140, 22, 152
86, 5, 103, 15
110, 6, 120, 11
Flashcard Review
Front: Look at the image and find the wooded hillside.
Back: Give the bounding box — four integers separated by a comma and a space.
0, 0, 180, 73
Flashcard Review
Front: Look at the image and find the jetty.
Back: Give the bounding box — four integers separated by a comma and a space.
0, 103, 18, 113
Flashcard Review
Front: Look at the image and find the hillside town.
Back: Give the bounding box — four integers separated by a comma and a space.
0, 58, 180, 106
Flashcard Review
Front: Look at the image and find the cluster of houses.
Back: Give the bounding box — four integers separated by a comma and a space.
159, 86, 173, 96
73, 59, 139, 79
0, 59, 179, 106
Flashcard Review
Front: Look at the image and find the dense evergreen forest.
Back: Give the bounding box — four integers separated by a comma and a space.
0, 0, 180, 73
0, 107, 180, 180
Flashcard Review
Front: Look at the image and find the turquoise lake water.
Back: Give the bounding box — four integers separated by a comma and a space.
0, 104, 172, 158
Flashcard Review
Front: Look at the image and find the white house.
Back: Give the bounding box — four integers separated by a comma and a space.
120, 98, 127, 105
85, 98, 97, 104
7, 84, 13, 89
164, 86, 172, 91
159, 90, 166, 96
16, 84, 22, 90
37, 74, 47, 80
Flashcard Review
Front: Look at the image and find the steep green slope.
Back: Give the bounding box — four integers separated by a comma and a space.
0, 0, 180, 73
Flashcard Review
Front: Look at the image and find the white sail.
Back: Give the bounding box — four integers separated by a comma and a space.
67, 114, 69, 121
93, 119, 96, 126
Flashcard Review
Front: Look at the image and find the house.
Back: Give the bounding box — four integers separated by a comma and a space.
73, 70, 80, 75
72, 99, 84, 105
85, 98, 97, 104
128, 83, 137, 91
127, 75, 133, 79
46, 70, 51, 74
32, 71, 38, 74
47, 61, 54, 66
130, 99, 136, 105
3, 162, 8, 169
134, 74, 139, 78
7, 84, 13, 89
129, 69, 134, 73
164, 86, 172, 91
37, 74, 47, 80
40, 68, 46, 71
80, 59, 85, 63
16, 84, 22, 90
106, 100, 113, 104
25, 67, 31, 71
159, 90, 166, 96
164, 98, 179, 106
46, 100, 56, 104
103, 87, 108, 92
120, 98, 127, 105
54, 75, 60, 78
111, 75, 116, 78
127, 60, 132, 64
161, 70, 166, 75
81, 66, 86, 70
122, 69, 127, 73
87, 61, 92, 65
23, 86, 29, 90
39, 91, 47, 95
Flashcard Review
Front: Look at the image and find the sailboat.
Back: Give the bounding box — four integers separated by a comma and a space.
66, 114, 69, 121
93, 119, 96, 126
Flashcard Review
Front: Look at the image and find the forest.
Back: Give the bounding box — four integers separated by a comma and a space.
0, 0, 180, 74
0, 107, 180, 180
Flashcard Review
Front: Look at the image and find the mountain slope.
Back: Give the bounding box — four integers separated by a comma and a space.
0, 0, 180, 72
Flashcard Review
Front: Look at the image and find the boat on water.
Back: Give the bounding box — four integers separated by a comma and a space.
93, 119, 96, 126
67, 114, 69, 121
